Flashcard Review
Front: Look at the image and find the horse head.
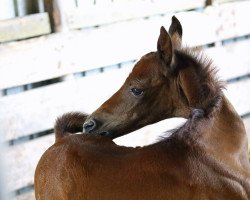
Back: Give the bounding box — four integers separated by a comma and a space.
83, 16, 222, 139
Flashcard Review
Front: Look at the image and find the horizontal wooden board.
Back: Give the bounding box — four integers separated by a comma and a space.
6, 134, 54, 193
205, 39, 250, 80
217, 0, 240, 4
205, 1, 250, 40
224, 79, 250, 116
0, 13, 51, 43
0, 2, 249, 89
6, 115, 250, 194
0, 11, 217, 90
67, 0, 205, 29
69, 1, 250, 41
0, 65, 249, 142
0, 13, 250, 90
0, 68, 130, 141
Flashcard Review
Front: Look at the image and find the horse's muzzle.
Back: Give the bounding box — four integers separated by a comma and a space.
83, 117, 114, 138
83, 118, 97, 133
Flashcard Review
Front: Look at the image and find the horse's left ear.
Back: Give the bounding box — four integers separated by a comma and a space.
157, 26, 173, 65
169, 16, 182, 49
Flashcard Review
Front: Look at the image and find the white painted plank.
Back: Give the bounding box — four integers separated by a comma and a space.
0, 13, 51, 43
225, 79, 250, 116
69, 1, 250, 41
0, 11, 218, 90
67, 0, 205, 29
205, 1, 250, 40
0, 2, 249, 89
6, 135, 54, 193
205, 39, 250, 81
0, 65, 249, 142
0, 68, 130, 141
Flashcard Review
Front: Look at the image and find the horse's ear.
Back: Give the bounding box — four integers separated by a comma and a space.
157, 26, 173, 65
169, 16, 182, 49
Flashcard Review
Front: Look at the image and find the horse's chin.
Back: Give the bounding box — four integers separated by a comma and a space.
98, 130, 127, 139
99, 131, 113, 138
88, 131, 115, 139
86, 126, 132, 139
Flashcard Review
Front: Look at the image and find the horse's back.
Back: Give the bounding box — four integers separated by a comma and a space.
35, 134, 250, 200
35, 136, 89, 200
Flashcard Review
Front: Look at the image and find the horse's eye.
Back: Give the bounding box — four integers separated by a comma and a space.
131, 88, 144, 96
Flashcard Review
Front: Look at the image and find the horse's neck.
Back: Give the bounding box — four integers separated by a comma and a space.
201, 94, 249, 168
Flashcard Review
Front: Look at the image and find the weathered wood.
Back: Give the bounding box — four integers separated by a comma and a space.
205, 1, 250, 40
0, 66, 249, 142
44, 0, 76, 32
0, 11, 217, 89
6, 134, 54, 193
205, 40, 250, 80
67, 0, 205, 29
0, 68, 130, 142
0, 34, 249, 90
225, 79, 250, 116
1, 11, 249, 89
0, 13, 51, 43
67, 0, 250, 42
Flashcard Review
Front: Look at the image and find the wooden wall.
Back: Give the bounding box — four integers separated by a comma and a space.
0, 0, 250, 199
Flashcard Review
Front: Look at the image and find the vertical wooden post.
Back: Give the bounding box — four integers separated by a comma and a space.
0, 0, 15, 20
37, 0, 45, 12
15, 0, 38, 17
44, 0, 75, 32
205, 0, 213, 6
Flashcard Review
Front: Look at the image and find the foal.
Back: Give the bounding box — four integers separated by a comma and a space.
35, 16, 250, 199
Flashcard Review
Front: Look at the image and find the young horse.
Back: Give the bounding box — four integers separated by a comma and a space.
35, 17, 250, 199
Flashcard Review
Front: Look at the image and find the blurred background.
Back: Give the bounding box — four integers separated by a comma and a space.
0, 0, 250, 199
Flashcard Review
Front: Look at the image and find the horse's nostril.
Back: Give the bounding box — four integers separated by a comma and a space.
83, 119, 96, 133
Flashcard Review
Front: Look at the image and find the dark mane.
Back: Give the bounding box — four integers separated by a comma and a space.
158, 109, 206, 143
155, 47, 225, 142
172, 47, 225, 117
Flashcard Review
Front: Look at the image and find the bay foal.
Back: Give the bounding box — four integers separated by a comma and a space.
35, 17, 250, 199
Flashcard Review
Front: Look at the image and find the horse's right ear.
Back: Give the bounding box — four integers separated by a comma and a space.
157, 26, 173, 65
169, 16, 182, 49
